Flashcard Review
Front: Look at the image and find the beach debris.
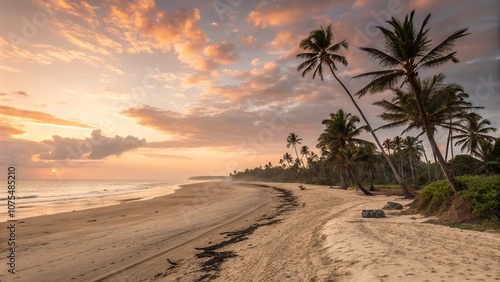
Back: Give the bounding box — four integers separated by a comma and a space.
383, 201, 404, 210
194, 185, 298, 281
361, 210, 386, 218
167, 258, 178, 266
298, 185, 306, 190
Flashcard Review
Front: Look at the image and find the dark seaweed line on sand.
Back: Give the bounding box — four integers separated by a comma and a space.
194, 184, 299, 282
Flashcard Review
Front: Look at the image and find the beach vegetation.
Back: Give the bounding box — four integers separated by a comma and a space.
413, 175, 500, 223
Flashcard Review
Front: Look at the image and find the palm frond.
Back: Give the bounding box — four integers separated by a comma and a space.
355, 72, 403, 97
327, 40, 348, 53
358, 47, 402, 68
416, 28, 470, 68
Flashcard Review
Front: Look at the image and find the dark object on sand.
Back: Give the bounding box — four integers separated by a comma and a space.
298, 185, 306, 190
383, 201, 403, 210
167, 259, 178, 266
361, 210, 386, 218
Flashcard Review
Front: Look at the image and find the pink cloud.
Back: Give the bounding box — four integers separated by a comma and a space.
248, 0, 348, 27
204, 41, 238, 65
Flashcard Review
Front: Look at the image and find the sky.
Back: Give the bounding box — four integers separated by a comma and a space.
0, 0, 499, 181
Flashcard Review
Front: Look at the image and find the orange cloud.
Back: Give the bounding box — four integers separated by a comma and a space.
0, 106, 90, 128
0, 122, 25, 137
107, 0, 221, 72
203, 41, 237, 65
248, 0, 342, 27
123, 105, 295, 149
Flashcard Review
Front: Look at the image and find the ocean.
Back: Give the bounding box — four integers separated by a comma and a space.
0, 179, 183, 221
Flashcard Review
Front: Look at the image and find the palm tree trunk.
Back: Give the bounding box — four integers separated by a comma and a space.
329, 66, 415, 198
400, 154, 404, 179
445, 121, 452, 161
347, 167, 374, 196
422, 147, 431, 183
369, 167, 375, 191
409, 156, 415, 182
339, 169, 347, 189
293, 145, 300, 165
409, 79, 463, 192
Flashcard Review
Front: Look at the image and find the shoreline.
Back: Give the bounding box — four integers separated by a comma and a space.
0, 181, 276, 281
1, 181, 498, 281
0, 180, 184, 222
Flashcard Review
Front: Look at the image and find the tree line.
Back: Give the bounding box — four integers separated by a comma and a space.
231, 10, 499, 197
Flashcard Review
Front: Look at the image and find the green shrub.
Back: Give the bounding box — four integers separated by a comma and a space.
419, 175, 500, 220
458, 175, 500, 219
420, 179, 454, 213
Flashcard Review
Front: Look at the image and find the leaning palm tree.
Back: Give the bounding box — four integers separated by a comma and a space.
286, 133, 302, 162
297, 25, 415, 197
335, 145, 374, 196
453, 114, 497, 157
354, 10, 469, 192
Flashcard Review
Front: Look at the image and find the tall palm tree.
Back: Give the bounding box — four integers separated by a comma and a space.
453, 114, 497, 157
354, 10, 469, 192
286, 132, 302, 162
296, 26, 415, 197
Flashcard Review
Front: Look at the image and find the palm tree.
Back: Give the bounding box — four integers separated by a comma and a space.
354, 10, 469, 192
317, 109, 370, 151
382, 139, 395, 155
402, 136, 423, 182
286, 133, 302, 162
300, 145, 310, 166
373, 75, 478, 139
475, 138, 500, 174
392, 136, 405, 178
317, 110, 375, 190
443, 90, 475, 161
334, 145, 374, 196
297, 25, 415, 197
453, 114, 497, 157
283, 152, 293, 167
358, 143, 378, 191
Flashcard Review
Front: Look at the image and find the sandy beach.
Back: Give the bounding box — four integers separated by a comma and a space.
1, 181, 499, 281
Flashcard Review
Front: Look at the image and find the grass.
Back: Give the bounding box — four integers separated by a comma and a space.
372, 184, 401, 190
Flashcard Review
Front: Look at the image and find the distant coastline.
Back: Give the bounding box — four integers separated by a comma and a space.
188, 176, 230, 180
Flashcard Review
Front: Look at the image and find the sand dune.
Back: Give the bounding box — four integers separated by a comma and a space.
1, 181, 498, 281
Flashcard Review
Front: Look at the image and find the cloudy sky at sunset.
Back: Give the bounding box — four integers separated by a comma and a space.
0, 0, 498, 180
